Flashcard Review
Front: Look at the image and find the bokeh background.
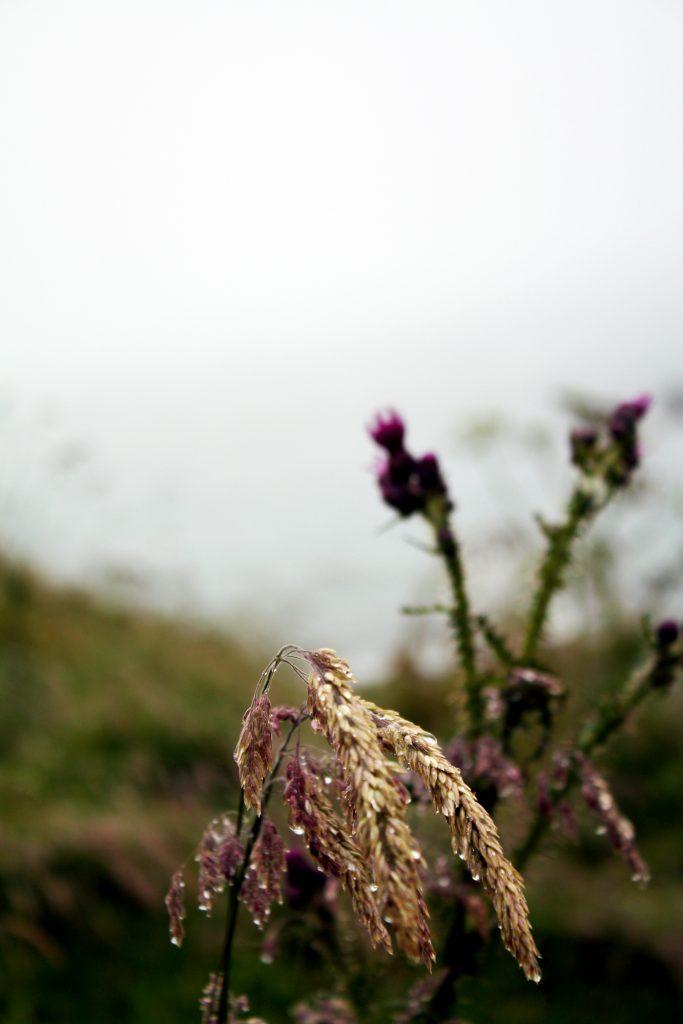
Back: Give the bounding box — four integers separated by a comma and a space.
1, 2, 682, 1021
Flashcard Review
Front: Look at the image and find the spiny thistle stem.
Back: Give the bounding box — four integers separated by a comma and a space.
475, 613, 516, 668
521, 487, 598, 663
216, 716, 302, 1024
431, 519, 480, 732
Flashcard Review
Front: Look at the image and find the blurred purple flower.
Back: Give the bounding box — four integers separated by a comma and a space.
655, 618, 679, 647
368, 410, 406, 453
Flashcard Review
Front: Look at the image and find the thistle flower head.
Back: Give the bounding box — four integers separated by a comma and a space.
368, 410, 406, 453
609, 394, 652, 438
369, 411, 451, 519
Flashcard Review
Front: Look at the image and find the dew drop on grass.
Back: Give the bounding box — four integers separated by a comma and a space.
289, 826, 305, 835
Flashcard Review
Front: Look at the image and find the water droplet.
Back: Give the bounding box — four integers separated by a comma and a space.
289, 825, 305, 835
260, 952, 274, 965
171, 936, 181, 947
324, 775, 333, 785
596, 826, 606, 836
411, 850, 422, 861
458, 852, 466, 861
369, 883, 379, 893
471, 873, 480, 882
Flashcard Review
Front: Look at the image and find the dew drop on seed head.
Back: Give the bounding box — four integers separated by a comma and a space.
324, 776, 333, 785
260, 952, 274, 965
369, 883, 379, 893
289, 825, 305, 835
471, 873, 479, 881
171, 936, 181, 947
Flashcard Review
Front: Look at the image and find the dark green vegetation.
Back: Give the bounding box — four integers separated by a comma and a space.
1, 556, 682, 1021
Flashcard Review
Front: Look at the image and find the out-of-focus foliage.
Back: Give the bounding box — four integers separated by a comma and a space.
1, 554, 682, 1021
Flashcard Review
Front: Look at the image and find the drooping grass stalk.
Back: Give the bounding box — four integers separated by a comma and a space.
216, 716, 302, 1024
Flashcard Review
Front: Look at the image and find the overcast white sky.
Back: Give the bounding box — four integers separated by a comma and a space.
1, 1, 682, 673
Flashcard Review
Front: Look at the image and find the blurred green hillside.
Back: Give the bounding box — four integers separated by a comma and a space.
1, 554, 682, 1022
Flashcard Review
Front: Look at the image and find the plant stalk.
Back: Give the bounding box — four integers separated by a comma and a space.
217, 717, 302, 1024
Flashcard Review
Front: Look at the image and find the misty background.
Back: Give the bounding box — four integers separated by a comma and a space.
2, 1, 682, 673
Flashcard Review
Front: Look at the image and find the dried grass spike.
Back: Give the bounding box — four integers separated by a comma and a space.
234, 694, 273, 815
303, 649, 435, 968
165, 869, 186, 947
364, 700, 541, 982
284, 755, 392, 953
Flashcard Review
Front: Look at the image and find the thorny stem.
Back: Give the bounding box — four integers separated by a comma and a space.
521, 487, 601, 663
217, 715, 303, 1024
428, 513, 480, 733
515, 654, 666, 869
475, 614, 516, 668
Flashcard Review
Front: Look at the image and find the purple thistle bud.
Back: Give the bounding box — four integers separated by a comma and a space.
569, 427, 598, 470
377, 456, 424, 516
655, 618, 680, 647
608, 394, 652, 439
415, 453, 447, 496
368, 410, 406, 453
165, 869, 186, 948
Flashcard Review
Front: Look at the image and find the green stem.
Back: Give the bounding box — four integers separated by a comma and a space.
521, 488, 597, 663
217, 717, 302, 1024
429, 515, 480, 732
